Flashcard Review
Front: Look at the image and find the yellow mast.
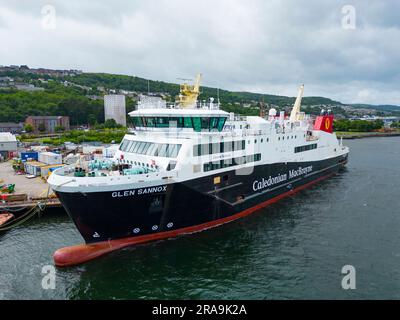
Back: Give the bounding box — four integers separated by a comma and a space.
177, 73, 202, 108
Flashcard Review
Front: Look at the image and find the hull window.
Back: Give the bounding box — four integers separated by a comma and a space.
194, 140, 246, 157
295, 144, 317, 153
203, 153, 261, 172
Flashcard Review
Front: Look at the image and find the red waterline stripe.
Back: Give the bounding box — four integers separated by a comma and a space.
54, 172, 335, 267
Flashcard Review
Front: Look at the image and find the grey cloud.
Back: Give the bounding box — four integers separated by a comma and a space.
0, 0, 398, 105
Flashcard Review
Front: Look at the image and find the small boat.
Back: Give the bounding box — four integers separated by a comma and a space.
0, 213, 15, 226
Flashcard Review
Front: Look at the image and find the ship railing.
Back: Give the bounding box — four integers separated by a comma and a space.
242, 129, 265, 136
53, 162, 177, 182
233, 115, 247, 121
137, 101, 221, 110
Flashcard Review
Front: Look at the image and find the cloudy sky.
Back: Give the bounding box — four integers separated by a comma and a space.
0, 0, 399, 105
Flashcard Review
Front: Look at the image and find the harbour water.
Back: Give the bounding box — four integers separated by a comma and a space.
1, 137, 399, 300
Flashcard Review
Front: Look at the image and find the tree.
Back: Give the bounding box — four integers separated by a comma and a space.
334, 119, 384, 132
88, 114, 97, 126
104, 118, 118, 129
334, 119, 351, 131
38, 123, 46, 133
24, 124, 34, 133
373, 120, 384, 130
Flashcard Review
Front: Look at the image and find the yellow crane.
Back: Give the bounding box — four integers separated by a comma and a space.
177, 73, 202, 108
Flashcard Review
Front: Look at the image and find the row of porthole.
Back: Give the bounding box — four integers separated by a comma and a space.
248, 138, 270, 144
120, 159, 159, 169
133, 222, 174, 234
247, 135, 301, 144
278, 135, 300, 141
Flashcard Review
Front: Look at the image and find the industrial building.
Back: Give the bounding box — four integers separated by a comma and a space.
0, 132, 18, 160
0, 123, 23, 134
25, 116, 70, 133
104, 95, 127, 126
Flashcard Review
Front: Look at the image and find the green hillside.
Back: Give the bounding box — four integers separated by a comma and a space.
1, 69, 398, 125
66, 72, 342, 107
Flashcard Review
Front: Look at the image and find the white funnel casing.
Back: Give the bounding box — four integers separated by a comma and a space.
289, 84, 304, 122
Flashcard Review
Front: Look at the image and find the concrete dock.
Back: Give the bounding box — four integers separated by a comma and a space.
0, 161, 53, 197
0, 161, 62, 211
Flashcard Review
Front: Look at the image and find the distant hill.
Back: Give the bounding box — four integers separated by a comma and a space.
0, 67, 399, 124
65, 72, 342, 107
349, 104, 400, 113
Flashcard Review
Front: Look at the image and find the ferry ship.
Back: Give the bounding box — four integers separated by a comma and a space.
48, 74, 349, 266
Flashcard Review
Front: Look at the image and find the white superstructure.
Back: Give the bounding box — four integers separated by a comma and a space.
49, 83, 349, 194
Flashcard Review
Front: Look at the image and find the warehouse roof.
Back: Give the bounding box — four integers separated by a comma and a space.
0, 132, 17, 142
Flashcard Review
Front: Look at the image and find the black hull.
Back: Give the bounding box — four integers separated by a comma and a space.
56, 154, 348, 244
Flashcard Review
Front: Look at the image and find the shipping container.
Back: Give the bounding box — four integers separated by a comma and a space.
24, 161, 47, 177
20, 152, 39, 161
41, 164, 65, 178
38, 152, 62, 165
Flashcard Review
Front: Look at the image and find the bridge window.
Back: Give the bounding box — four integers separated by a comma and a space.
168, 117, 184, 128
128, 141, 137, 153
119, 139, 182, 158
142, 143, 151, 154
155, 117, 169, 128
217, 118, 226, 131
201, 117, 210, 129
119, 139, 129, 151
137, 142, 147, 154
131, 116, 227, 132
192, 117, 202, 132
210, 117, 219, 130
184, 117, 193, 128
158, 144, 168, 157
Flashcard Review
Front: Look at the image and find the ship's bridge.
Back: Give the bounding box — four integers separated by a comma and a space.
129, 108, 229, 133
130, 74, 230, 133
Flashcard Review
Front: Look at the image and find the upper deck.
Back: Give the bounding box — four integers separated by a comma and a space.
129, 106, 230, 133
